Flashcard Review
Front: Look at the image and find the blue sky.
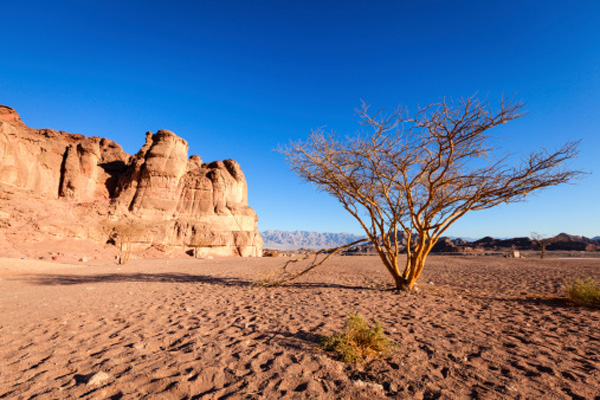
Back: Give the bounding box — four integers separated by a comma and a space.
2, 1, 598, 238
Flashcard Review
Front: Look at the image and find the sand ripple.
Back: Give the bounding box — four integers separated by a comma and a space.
0, 256, 599, 399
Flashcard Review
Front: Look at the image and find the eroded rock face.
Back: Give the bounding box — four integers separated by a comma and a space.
0, 105, 129, 200
0, 105, 262, 257
113, 130, 190, 218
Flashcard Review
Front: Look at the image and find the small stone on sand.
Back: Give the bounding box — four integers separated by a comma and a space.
86, 371, 111, 386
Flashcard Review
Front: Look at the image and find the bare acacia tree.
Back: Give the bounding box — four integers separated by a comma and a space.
280, 97, 582, 291
105, 218, 146, 265
531, 232, 553, 259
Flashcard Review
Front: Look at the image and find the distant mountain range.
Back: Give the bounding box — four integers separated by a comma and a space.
262, 230, 600, 252
261, 230, 365, 250
349, 232, 600, 254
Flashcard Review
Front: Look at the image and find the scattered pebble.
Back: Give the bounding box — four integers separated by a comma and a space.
133, 342, 146, 350
86, 371, 111, 386
354, 379, 384, 391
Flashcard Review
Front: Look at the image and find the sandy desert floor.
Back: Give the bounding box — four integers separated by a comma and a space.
0, 255, 599, 399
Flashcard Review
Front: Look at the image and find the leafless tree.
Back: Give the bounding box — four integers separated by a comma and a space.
104, 218, 146, 265
531, 232, 553, 259
280, 96, 582, 291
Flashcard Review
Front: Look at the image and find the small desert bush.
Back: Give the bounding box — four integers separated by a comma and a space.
321, 313, 392, 363
566, 277, 600, 308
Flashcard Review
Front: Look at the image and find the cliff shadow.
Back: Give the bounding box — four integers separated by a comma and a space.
20, 272, 252, 287
17, 272, 375, 291
98, 160, 128, 196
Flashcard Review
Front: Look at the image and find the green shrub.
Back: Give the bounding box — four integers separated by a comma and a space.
321, 313, 392, 363
566, 277, 600, 308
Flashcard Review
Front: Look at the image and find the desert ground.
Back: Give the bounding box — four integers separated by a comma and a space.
1, 254, 599, 399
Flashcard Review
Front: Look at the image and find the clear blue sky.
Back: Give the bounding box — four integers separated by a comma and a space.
2, 1, 598, 238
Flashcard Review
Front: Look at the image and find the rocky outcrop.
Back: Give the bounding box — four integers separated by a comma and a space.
546, 233, 599, 252
113, 130, 189, 217
0, 105, 129, 201
0, 105, 262, 257
109, 129, 262, 256
338, 233, 600, 255
430, 237, 459, 253
472, 236, 534, 250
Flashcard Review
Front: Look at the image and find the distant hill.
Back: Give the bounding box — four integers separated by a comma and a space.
261, 230, 365, 250
437, 233, 599, 252
261, 231, 600, 253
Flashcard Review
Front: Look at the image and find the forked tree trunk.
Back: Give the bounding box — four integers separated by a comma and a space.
390, 272, 410, 291
376, 255, 424, 292
397, 253, 429, 292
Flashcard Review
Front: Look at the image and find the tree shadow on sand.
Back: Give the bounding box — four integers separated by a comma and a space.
16, 272, 378, 291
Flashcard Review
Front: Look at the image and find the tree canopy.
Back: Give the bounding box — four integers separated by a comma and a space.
280, 97, 582, 291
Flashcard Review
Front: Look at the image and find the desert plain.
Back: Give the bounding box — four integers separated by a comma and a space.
1, 254, 599, 399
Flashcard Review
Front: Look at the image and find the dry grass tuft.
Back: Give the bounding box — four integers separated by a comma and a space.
566, 277, 600, 308
321, 313, 392, 363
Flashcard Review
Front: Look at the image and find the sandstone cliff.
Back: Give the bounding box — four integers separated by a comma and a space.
0, 105, 129, 201
0, 105, 262, 257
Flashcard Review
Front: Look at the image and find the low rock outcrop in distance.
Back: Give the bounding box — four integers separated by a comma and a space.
341, 233, 599, 255
0, 105, 262, 257
467, 234, 599, 252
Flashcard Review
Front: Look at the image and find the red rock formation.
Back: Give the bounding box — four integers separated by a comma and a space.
0, 105, 262, 257
0, 105, 129, 200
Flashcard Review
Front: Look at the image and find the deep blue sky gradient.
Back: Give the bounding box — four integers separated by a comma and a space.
2, 1, 598, 238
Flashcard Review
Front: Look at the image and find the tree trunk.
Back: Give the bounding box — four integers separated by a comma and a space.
124, 239, 131, 265
118, 240, 124, 265
372, 242, 429, 292
392, 273, 411, 291
400, 253, 428, 292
